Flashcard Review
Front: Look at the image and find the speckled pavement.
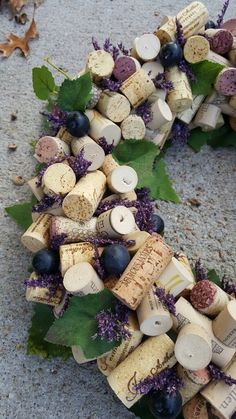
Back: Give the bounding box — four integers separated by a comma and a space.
0, 1, 236, 418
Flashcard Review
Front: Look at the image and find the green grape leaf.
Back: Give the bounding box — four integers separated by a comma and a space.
58, 72, 92, 112
5, 199, 34, 229
190, 60, 225, 96
32, 66, 56, 100
207, 269, 221, 287
188, 124, 236, 152
113, 140, 180, 203
27, 304, 72, 360
45, 289, 120, 359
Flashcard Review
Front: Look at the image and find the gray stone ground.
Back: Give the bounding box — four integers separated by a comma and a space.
0, 1, 236, 418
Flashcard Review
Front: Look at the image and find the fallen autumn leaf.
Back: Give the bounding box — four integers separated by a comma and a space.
0, 17, 38, 57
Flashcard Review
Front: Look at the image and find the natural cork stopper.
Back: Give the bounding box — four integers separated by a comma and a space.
97, 91, 131, 123
133, 34, 160, 61
86, 50, 114, 80
120, 69, 156, 108
120, 115, 146, 140
21, 214, 52, 253
42, 163, 76, 196
26, 272, 63, 306
71, 136, 105, 171
27, 176, 44, 201
111, 235, 173, 310
96, 206, 136, 238
101, 154, 120, 177
59, 242, 97, 276
194, 103, 221, 131
50, 215, 98, 243
183, 35, 210, 63
106, 165, 138, 194
63, 262, 104, 295
86, 109, 121, 146
212, 300, 236, 348
177, 365, 210, 405
190, 280, 229, 316
34, 136, 70, 163
166, 67, 193, 113
107, 334, 176, 408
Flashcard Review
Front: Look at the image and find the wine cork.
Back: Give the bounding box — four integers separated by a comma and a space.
107, 334, 176, 408
173, 297, 235, 368
177, 95, 205, 124
96, 206, 136, 238
34, 136, 70, 163
207, 50, 231, 67
194, 103, 221, 130
107, 165, 138, 194
62, 170, 106, 221
120, 115, 146, 140
205, 29, 233, 55
120, 69, 156, 108
215, 68, 236, 96
174, 323, 212, 370
146, 99, 173, 130
111, 235, 173, 310
27, 177, 44, 201
142, 60, 164, 79
119, 190, 137, 201
223, 19, 236, 37
201, 357, 236, 419
228, 38, 236, 66
53, 293, 68, 319
56, 127, 74, 145
101, 194, 120, 205
183, 35, 210, 63
205, 90, 228, 107
72, 346, 98, 364
50, 215, 97, 244
97, 91, 131, 123
26, 271, 63, 306
183, 394, 226, 419
87, 83, 102, 109
113, 56, 136, 82
71, 136, 105, 171
229, 116, 236, 132
166, 67, 193, 113
213, 301, 236, 348
147, 114, 176, 149
21, 214, 51, 252
122, 231, 151, 254
86, 50, 114, 80
148, 88, 167, 103
97, 314, 143, 376
63, 262, 104, 295
101, 154, 119, 177
178, 365, 211, 405
174, 251, 195, 280
137, 285, 173, 336
104, 276, 119, 290
190, 280, 229, 316
229, 96, 236, 110
133, 34, 160, 61
215, 112, 225, 130
42, 163, 76, 197
155, 256, 195, 297
155, 2, 209, 44
86, 110, 121, 146
220, 103, 236, 117
59, 242, 97, 276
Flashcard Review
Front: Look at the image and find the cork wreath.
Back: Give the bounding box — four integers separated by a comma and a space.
5, 1, 236, 419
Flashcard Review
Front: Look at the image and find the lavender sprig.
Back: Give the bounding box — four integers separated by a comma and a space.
194, 259, 208, 282
97, 137, 114, 155
68, 150, 92, 178
32, 195, 64, 213
178, 59, 197, 82
41, 105, 68, 135
87, 236, 135, 248
175, 18, 185, 46
102, 38, 120, 60
170, 120, 190, 146
93, 246, 106, 279
50, 233, 67, 250
92, 36, 101, 50
117, 42, 130, 56
134, 367, 183, 395
216, 0, 230, 28
24, 272, 63, 298
154, 286, 176, 316
221, 275, 236, 297
101, 77, 122, 92
152, 72, 173, 91
93, 301, 131, 342
208, 362, 236, 386
136, 101, 153, 126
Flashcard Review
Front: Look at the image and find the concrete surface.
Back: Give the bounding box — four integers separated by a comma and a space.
0, 1, 235, 418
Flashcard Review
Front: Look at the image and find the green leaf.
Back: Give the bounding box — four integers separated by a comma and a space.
58, 73, 92, 112
188, 124, 236, 152
27, 304, 72, 360
32, 66, 56, 100
207, 269, 221, 287
190, 60, 225, 96
5, 201, 33, 229
45, 289, 120, 359
113, 140, 180, 203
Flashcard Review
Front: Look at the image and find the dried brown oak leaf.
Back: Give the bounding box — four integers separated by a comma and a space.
0, 18, 38, 57
9, 0, 28, 14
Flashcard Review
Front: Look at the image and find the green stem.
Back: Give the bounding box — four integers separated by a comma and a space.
44, 57, 72, 80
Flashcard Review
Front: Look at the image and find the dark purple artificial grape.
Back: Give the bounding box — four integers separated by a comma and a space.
66, 111, 90, 138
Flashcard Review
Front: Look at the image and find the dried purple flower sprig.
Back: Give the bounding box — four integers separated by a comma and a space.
194, 259, 208, 282
178, 59, 197, 82
175, 18, 185, 47
41, 105, 68, 136
208, 362, 236, 386
221, 275, 236, 297
97, 137, 114, 155
93, 301, 131, 342
154, 286, 176, 316
92, 37, 130, 60
50, 233, 67, 250
153, 72, 174, 91
216, 0, 230, 28
170, 120, 190, 146
134, 367, 183, 395
136, 101, 153, 126
100, 77, 122, 92
24, 272, 63, 298
32, 195, 64, 213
